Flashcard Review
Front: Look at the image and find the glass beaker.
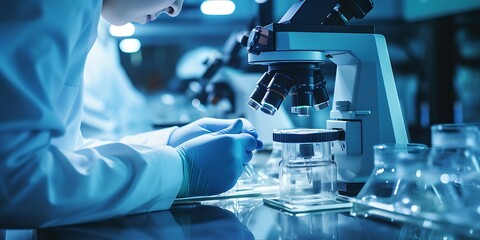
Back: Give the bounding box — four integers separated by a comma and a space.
462, 123, 480, 226
355, 144, 429, 212
274, 129, 342, 204
431, 123, 480, 235
430, 123, 479, 199
391, 147, 462, 220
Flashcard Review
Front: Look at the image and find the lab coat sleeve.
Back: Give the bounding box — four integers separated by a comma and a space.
118, 127, 179, 146
0, 1, 183, 228
80, 127, 177, 149
0, 129, 184, 228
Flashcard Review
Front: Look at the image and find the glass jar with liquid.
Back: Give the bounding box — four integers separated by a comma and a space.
273, 129, 343, 204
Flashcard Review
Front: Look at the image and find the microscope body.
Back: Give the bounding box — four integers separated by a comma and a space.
247, 26, 409, 192
243, 0, 409, 194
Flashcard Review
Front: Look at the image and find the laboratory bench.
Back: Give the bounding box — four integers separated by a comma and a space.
1, 196, 471, 240
2, 151, 477, 240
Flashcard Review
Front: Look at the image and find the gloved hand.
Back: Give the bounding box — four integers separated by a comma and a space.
175, 119, 259, 197
168, 117, 262, 149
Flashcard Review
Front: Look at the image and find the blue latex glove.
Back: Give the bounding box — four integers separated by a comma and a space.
175, 119, 259, 197
168, 117, 262, 149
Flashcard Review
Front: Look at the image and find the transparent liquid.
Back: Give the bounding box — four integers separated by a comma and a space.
280, 159, 336, 203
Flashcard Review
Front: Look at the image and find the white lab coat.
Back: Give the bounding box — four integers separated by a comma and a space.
0, 0, 182, 228
82, 18, 153, 141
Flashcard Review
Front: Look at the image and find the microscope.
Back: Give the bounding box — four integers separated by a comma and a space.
242, 0, 408, 195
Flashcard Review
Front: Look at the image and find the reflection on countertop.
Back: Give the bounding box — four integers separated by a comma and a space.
36, 203, 254, 240
33, 197, 449, 240
2, 197, 473, 240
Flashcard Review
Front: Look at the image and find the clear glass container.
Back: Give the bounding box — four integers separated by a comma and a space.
430, 123, 478, 150
351, 125, 480, 238
274, 129, 342, 204
352, 143, 464, 224
430, 123, 479, 204
462, 123, 480, 222
263, 141, 282, 179
430, 123, 480, 237
354, 144, 430, 212
391, 147, 462, 220
280, 140, 336, 203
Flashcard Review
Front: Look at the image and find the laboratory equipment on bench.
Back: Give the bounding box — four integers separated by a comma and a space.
276, 129, 341, 203
351, 124, 480, 239
263, 129, 352, 213
351, 144, 462, 222
241, 0, 408, 196
429, 123, 480, 237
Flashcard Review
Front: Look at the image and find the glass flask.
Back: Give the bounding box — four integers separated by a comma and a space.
463, 123, 480, 214
274, 129, 343, 204
354, 144, 431, 212
430, 123, 480, 237
352, 143, 464, 224
390, 147, 463, 221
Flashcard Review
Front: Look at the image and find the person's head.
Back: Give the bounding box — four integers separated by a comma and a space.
102, 0, 184, 26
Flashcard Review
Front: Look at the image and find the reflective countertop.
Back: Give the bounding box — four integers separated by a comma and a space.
1, 151, 475, 240
22, 197, 470, 240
